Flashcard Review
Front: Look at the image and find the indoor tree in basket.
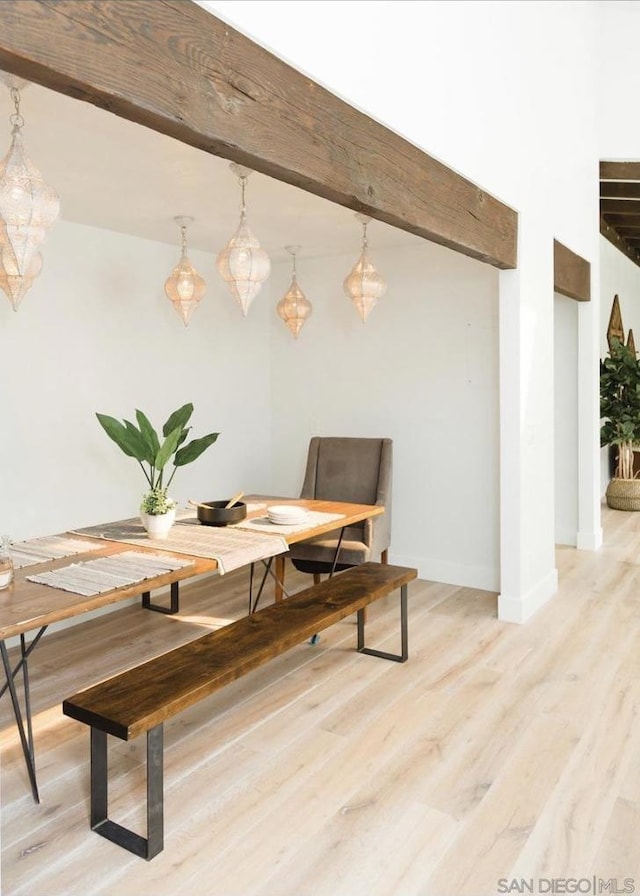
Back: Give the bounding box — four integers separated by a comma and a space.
600, 338, 640, 510
96, 403, 219, 537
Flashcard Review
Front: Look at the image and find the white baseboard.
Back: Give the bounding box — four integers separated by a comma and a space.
555, 527, 577, 547
498, 567, 558, 623
576, 527, 603, 551
389, 552, 499, 593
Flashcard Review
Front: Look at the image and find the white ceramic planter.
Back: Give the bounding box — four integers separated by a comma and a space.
140, 507, 176, 539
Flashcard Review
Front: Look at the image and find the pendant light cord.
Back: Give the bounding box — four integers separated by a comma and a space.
239, 174, 247, 218
9, 87, 24, 134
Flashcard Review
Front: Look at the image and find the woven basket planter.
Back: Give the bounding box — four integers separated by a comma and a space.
606, 477, 640, 511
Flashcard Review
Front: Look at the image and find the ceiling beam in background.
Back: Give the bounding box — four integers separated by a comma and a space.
610, 227, 640, 238
600, 161, 640, 181
601, 214, 640, 228
600, 182, 640, 199
553, 239, 591, 303
600, 199, 640, 215
601, 214, 640, 266
0, 0, 518, 270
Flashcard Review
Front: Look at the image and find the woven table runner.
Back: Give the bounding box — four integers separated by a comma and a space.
10, 535, 105, 570
72, 515, 288, 575
233, 510, 345, 537
26, 551, 194, 597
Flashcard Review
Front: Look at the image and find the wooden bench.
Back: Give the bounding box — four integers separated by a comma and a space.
63, 562, 417, 860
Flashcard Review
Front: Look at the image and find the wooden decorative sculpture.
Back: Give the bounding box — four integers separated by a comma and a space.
607, 294, 624, 351
628, 329, 636, 357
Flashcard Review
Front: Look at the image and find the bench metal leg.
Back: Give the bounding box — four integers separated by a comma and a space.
357, 583, 408, 663
90, 725, 164, 860
142, 581, 180, 615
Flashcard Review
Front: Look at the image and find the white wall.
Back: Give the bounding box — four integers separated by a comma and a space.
0, 219, 273, 541
268, 239, 500, 591
597, 1, 640, 161
554, 293, 579, 544
202, 0, 602, 620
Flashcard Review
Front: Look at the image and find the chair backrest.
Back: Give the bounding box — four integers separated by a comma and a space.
300, 437, 392, 506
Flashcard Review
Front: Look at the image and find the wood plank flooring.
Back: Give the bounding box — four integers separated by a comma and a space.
2, 509, 640, 895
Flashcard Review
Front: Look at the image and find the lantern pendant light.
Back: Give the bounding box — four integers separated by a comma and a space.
164, 216, 205, 326
216, 163, 270, 317
0, 78, 59, 310
0, 233, 42, 311
277, 245, 312, 339
343, 213, 387, 323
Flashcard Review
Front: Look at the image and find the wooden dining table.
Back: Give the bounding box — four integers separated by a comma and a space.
0, 496, 384, 803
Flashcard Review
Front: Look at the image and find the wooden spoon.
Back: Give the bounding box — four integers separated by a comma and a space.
188, 493, 244, 510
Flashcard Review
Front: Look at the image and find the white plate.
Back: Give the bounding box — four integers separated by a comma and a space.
267, 505, 306, 516
267, 505, 309, 525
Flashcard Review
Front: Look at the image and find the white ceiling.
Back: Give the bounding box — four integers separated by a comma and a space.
0, 78, 422, 264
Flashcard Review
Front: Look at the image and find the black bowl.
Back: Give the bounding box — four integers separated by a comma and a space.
197, 500, 247, 527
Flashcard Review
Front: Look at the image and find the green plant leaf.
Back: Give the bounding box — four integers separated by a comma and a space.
174, 432, 219, 467
123, 419, 154, 465
154, 425, 184, 471
136, 410, 160, 461
176, 426, 191, 449
162, 403, 193, 438
96, 413, 147, 461
600, 339, 640, 459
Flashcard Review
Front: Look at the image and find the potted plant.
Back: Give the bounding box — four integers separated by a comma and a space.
96, 403, 219, 537
600, 338, 640, 509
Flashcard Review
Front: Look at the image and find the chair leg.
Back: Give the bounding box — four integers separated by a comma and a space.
313, 572, 322, 585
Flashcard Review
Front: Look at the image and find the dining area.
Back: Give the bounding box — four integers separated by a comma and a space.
0, 486, 389, 794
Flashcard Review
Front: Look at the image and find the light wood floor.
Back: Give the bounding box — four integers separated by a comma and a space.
3, 509, 640, 895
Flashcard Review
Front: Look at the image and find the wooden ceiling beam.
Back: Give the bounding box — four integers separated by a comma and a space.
553, 239, 590, 302
600, 182, 640, 199
601, 199, 640, 215
601, 214, 640, 266
610, 227, 640, 237
601, 161, 640, 181
602, 214, 640, 227
0, 0, 517, 270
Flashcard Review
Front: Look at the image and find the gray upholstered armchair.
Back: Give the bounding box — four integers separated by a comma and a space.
289, 436, 392, 580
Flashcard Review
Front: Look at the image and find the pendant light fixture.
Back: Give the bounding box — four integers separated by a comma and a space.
277, 245, 312, 339
0, 234, 42, 312
164, 216, 205, 326
343, 213, 386, 323
0, 75, 59, 310
216, 163, 270, 317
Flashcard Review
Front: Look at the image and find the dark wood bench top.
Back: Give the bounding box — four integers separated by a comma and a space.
63, 562, 416, 741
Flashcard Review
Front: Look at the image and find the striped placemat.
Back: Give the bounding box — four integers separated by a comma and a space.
10, 535, 105, 570
26, 551, 194, 597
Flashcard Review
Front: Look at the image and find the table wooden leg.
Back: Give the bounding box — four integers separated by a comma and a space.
275, 555, 285, 602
